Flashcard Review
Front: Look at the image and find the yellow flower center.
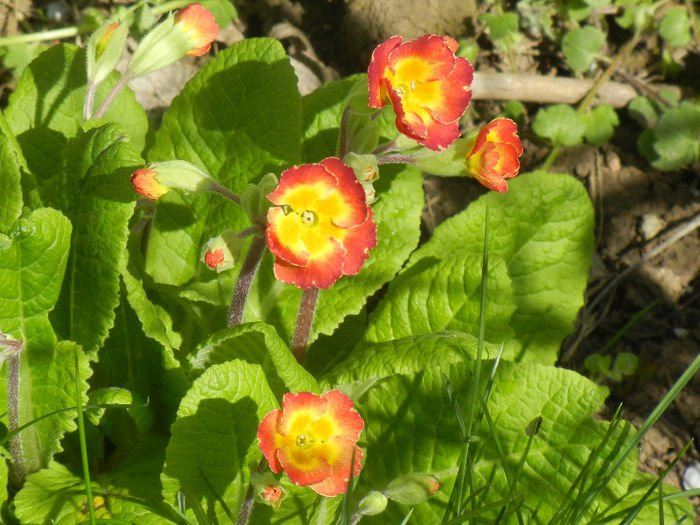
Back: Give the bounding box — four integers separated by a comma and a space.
385, 56, 442, 123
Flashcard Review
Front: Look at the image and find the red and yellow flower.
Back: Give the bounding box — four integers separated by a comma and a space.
174, 3, 219, 56
258, 391, 364, 497
368, 34, 474, 151
465, 118, 523, 193
131, 168, 169, 200
266, 158, 377, 289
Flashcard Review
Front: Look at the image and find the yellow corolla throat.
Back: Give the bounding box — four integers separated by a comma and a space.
275, 203, 349, 259
386, 58, 444, 121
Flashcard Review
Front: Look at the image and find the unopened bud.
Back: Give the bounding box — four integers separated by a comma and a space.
251, 472, 287, 508
130, 160, 216, 200
87, 21, 128, 85
202, 230, 243, 272
241, 172, 278, 220
357, 490, 388, 516
382, 473, 440, 505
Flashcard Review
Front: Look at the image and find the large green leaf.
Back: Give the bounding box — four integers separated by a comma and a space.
190, 321, 318, 397
0, 208, 92, 476
351, 359, 692, 523
363, 254, 516, 354
145, 37, 302, 286
161, 360, 278, 521
49, 123, 141, 356
4, 44, 149, 182
406, 171, 594, 364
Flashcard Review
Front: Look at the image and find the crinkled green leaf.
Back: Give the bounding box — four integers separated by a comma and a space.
15, 436, 181, 524
5, 44, 149, 181
190, 321, 318, 397
145, 38, 302, 285
582, 104, 619, 146
650, 101, 700, 170
122, 235, 183, 351
0, 129, 23, 233
562, 26, 606, 73
49, 123, 141, 356
354, 360, 691, 523
364, 255, 516, 353
161, 360, 278, 521
659, 7, 691, 47
533, 104, 586, 147
406, 171, 594, 364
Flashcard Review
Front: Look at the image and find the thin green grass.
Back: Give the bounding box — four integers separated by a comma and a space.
75, 347, 96, 525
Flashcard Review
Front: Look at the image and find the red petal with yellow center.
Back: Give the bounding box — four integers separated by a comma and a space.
318, 157, 368, 228
258, 409, 283, 473
318, 390, 364, 442
468, 142, 521, 193
175, 3, 219, 56
427, 57, 474, 123
272, 236, 345, 289
309, 438, 363, 497
267, 164, 336, 208
368, 36, 403, 108
266, 207, 310, 267
278, 392, 328, 435
339, 210, 377, 276
388, 34, 458, 83
131, 168, 169, 200
278, 444, 332, 487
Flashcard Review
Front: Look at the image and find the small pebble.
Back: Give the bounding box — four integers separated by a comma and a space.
638, 213, 666, 241
682, 462, 700, 490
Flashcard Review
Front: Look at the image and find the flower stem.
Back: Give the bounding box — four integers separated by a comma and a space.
339, 105, 352, 158
291, 286, 320, 363
211, 180, 242, 206
227, 234, 267, 327
237, 459, 266, 525
1, 334, 25, 484
376, 153, 416, 165
83, 80, 97, 121
95, 73, 131, 119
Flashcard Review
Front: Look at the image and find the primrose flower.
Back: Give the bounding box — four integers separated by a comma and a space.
465, 118, 523, 193
258, 391, 364, 497
266, 158, 377, 289
368, 34, 474, 151
128, 3, 218, 77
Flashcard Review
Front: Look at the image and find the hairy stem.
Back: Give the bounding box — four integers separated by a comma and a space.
291, 286, 320, 363
94, 74, 131, 119
228, 234, 267, 327
83, 80, 97, 121
2, 334, 25, 484
376, 153, 416, 165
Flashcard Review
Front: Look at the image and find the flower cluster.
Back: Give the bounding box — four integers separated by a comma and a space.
258, 390, 364, 497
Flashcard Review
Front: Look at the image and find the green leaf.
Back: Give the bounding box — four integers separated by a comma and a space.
659, 7, 691, 47
533, 104, 586, 147
628, 96, 662, 128
249, 165, 424, 348
199, 0, 237, 29
650, 101, 700, 170
161, 360, 278, 521
190, 321, 319, 397
146, 37, 302, 286
562, 26, 606, 73
4, 44, 149, 181
353, 360, 693, 523
0, 126, 23, 232
363, 255, 516, 354
582, 104, 619, 146
49, 123, 141, 356
482, 12, 520, 41
405, 171, 594, 364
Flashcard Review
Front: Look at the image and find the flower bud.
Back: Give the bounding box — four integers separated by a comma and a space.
344, 152, 379, 204
251, 472, 287, 508
202, 230, 243, 272
241, 172, 279, 221
382, 473, 440, 505
130, 160, 216, 200
357, 490, 388, 516
87, 21, 129, 85
128, 3, 218, 78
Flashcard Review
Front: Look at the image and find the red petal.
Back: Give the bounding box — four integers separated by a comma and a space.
176, 3, 219, 56
266, 207, 309, 267
368, 36, 403, 108
267, 164, 337, 207
309, 440, 363, 497
340, 209, 377, 276
427, 57, 474, 123
387, 34, 457, 82
319, 157, 368, 228
258, 410, 283, 473
273, 237, 345, 289
279, 392, 327, 434
277, 447, 331, 487
321, 391, 364, 441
